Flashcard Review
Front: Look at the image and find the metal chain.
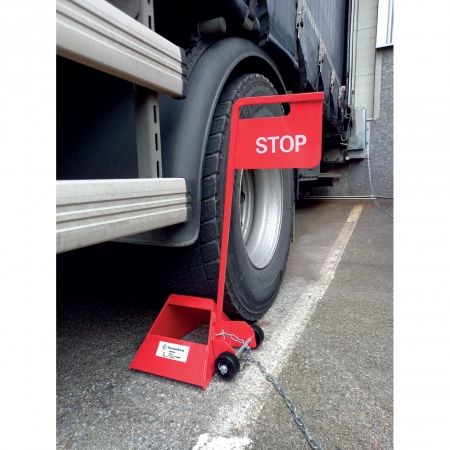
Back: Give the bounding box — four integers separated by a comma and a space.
215, 330, 250, 347
216, 331, 325, 450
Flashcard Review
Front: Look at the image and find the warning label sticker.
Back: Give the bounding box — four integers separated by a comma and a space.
155, 341, 190, 363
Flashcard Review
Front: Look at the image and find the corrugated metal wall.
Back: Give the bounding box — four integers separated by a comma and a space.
354, 0, 378, 117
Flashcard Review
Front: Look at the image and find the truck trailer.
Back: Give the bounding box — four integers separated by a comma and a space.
57, 0, 387, 320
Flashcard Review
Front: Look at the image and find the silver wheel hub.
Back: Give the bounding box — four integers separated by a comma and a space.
238, 169, 283, 269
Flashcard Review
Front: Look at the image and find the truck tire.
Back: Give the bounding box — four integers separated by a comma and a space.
165, 73, 294, 320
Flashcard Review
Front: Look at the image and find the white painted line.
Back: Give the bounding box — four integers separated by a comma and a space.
192, 434, 253, 450
192, 204, 364, 445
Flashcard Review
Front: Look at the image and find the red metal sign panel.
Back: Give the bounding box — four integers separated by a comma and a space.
230, 93, 324, 170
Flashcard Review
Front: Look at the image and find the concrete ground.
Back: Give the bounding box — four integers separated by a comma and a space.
57, 200, 393, 450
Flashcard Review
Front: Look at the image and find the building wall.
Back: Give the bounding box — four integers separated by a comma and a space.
354, 0, 379, 117
312, 46, 393, 197
369, 46, 393, 197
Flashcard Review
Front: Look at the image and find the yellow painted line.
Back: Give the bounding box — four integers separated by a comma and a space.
347, 204, 364, 223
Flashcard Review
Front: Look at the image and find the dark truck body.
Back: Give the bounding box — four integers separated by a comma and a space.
153, 0, 349, 131
56, 0, 360, 320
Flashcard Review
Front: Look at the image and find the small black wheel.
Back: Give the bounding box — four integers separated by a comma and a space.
250, 324, 264, 348
214, 352, 240, 380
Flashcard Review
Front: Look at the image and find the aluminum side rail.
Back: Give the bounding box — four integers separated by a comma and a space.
57, 178, 190, 253
56, 0, 185, 97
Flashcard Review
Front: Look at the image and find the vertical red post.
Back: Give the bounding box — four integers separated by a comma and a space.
214, 100, 240, 326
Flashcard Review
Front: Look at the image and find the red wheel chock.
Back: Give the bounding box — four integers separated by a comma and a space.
129, 92, 324, 389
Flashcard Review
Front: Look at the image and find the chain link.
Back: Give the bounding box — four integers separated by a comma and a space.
216, 331, 325, 450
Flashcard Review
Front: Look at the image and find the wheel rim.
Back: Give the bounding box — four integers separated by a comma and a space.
238, 169, 283, 269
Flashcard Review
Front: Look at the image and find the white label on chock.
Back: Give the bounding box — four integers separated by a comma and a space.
155, 341, 190, 363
